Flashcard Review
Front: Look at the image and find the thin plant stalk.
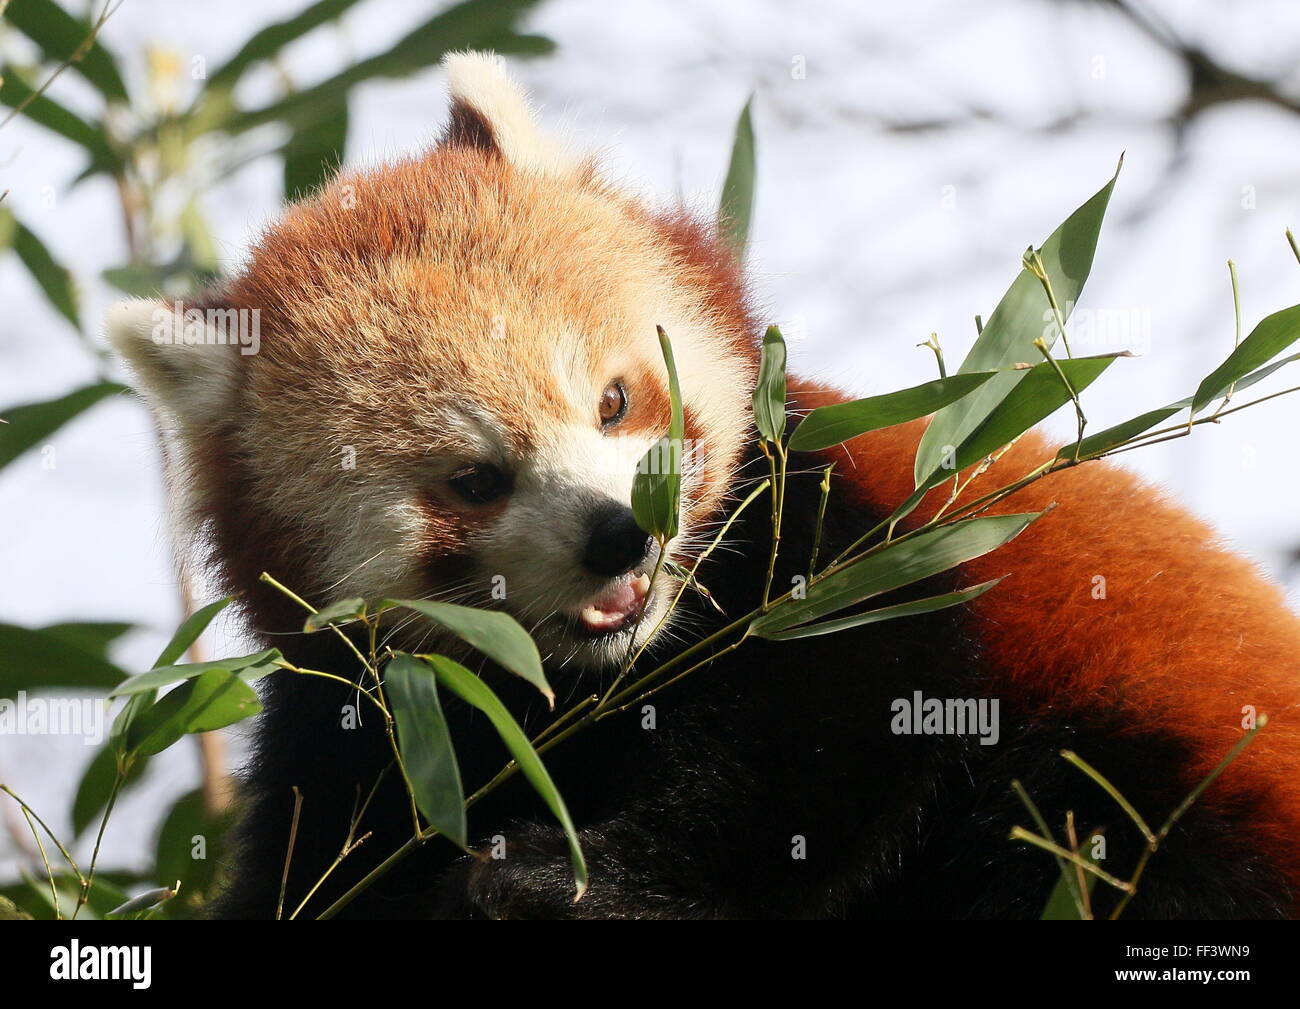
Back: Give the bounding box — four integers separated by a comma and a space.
275, 786, 304, 921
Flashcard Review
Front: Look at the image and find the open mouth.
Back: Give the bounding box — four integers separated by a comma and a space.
573, 571, 651, 636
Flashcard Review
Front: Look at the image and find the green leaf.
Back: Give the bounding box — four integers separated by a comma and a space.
0, 209, 85, 330
756, 578, 1004, 641
4, 873, 128, 921
283, 95, 349, 200
214, 0, 554, 136
109, 690, 154, 756
382, 601, 550, 705
428, 654, 586, 900
914, 159, 1121, 484
0, 895, 32, 920
884, 354, 1121, 530
632, 327, 685, 540
71, 743, 146, 838
0, 71, 122, 174
36, 621, 132, 658
386, 653, 466, 847
178, 199, 219, 272
1065, 349, 1300, 458
1192, 305, 1300, 413
4, 0, 130, 101
1041, 837, 1101, 920
0, 382, 124, 471
919, 353, 1122, 489
752, 513, 1040, 635
78, 599, 240, 818
1063, 398, 1191, 460
110, 648, 282, 697
126, 670, 262, 756
718, 95, 755, 254
72, 743, 118, 834
101, 253, 219, 299
205, 0, 365, 90
304, 597, 366, 633
154, 597, 234, 668
789, 372, 997, 452
107, 886, 177, 917
0, 622, 128, 699
752, 325, 787, 442
153, 787, 235, 905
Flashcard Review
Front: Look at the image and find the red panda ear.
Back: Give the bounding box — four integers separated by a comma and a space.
442, 97, 501, 155
438, 51, 574, 176
107, 299, 246, 427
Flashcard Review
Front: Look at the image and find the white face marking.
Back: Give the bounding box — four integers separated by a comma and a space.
481, 422, 670, 669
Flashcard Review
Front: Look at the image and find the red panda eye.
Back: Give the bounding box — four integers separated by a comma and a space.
599, 381, 627, 427
449, 464, 511, 505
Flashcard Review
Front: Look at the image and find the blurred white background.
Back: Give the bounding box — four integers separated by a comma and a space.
3, 0, 1300, 879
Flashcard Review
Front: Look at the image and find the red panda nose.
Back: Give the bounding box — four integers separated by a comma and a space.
583, 502, 653, 578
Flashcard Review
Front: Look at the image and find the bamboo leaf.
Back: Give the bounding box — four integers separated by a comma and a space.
36, 621, 132, 657
0, 209, 86, 330
205, 0, 365, 90
1062, 398, 1190, 460
71, 743, 145, 839
153, 597, 234, 668
756, 578, 1004, 641
153, 787, 235, 905
4, 0, 129, 102
107, 886, 177, 917
1062, 349, 1300, 458
101, 254, 218, 299
283, 95, 349, 200
753, 513, 1039, 635
109, 648, 282, 697
5, 873, 128, 921
718, 95, 755, 254
1192, 305, 1300, 413
752, 325, 787, 442
631, 327, 685, 540
789, 372, 997, 452
126, 669, 262, 756
304, 597, 366, 633
914, 159, 1121, 484
386, 653, 466, 847
428, 654, 587, 900
382, 600, 551, 705
0, 622, 128, 699
213, 0, 553, 135
84, 597, 239, 816
0, 71, 122, 173
918, 353, 1122, 489
178, 200, 219, 272
1041, 836, 1101, 920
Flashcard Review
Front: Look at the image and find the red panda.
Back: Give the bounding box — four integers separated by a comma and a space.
108, 52, 1300, 919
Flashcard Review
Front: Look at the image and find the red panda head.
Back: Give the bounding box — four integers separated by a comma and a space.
108, 52, 760, 670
